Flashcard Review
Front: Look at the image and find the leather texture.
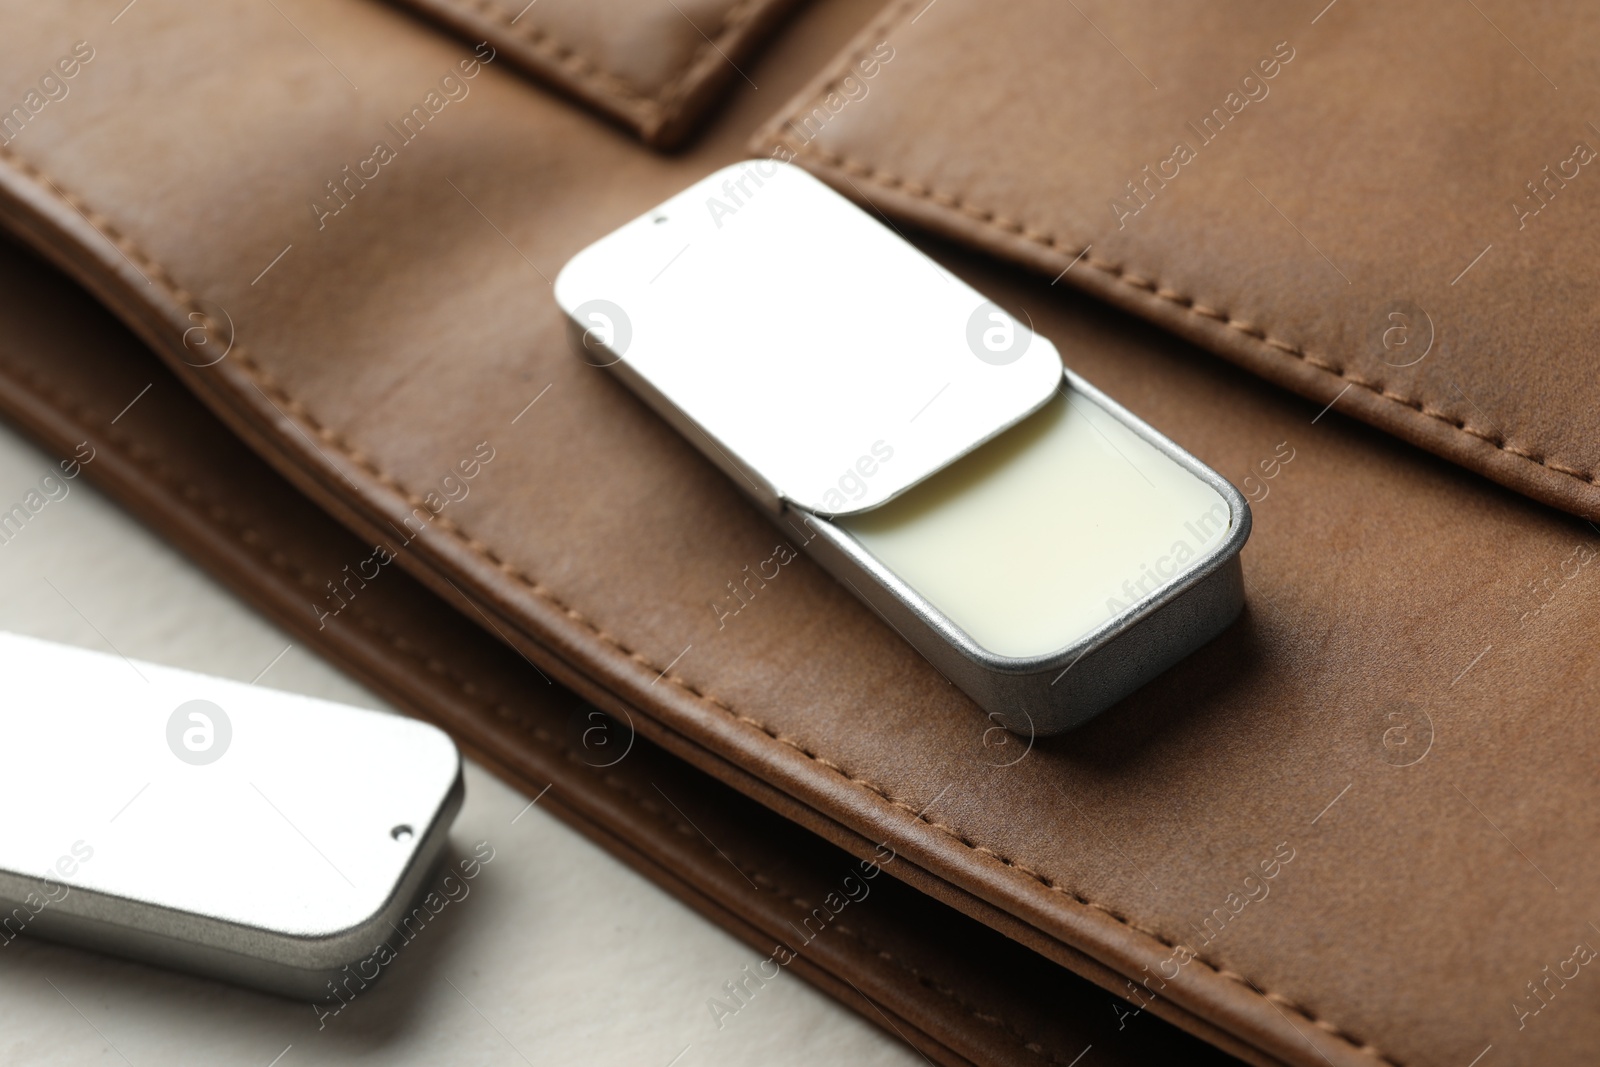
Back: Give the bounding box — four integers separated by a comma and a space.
2, 2, 1598, 1067
0, 233, 1239, 1067
758, 0, 1600, 524
386, 0, 803, 145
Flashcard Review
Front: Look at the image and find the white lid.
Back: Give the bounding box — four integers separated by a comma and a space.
554, 161, 1062, 516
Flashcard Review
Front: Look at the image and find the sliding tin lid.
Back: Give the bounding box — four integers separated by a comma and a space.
554, 161, 1062, 517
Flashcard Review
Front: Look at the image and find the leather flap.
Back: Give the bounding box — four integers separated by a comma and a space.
756, 0, 1600, 521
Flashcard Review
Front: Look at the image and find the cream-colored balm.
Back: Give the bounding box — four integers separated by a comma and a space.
838, 386, 1231, 659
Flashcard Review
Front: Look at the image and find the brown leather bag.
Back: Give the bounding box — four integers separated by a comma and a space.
1, 1, 1594, 1065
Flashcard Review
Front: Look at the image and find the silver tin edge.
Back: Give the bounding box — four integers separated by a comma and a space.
7, 760, 465, 1000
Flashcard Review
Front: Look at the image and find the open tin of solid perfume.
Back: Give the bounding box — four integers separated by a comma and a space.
555, 162, 1249, 735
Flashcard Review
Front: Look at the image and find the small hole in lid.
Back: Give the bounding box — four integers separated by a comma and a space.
653, 215, 669, 224
391, 824, 414, 842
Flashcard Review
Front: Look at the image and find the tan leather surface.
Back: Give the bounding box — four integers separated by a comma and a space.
758, 0, 1600, 523
2, 2, 1598, 1067
0, 234, 1244, 1067
385, 0, 803, 145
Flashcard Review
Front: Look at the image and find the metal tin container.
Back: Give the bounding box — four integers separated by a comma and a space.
556, 162, 1249, 734
0, 632, 463, 998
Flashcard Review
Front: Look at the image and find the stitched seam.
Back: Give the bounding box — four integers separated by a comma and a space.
649, 0, 764, 117
788, 143, 1597, 485
827, 921, 1081, 1065
434, 0, 763, 132
761, 0, 1594, 493
0, 142, 1400, 1067
609, 790, 1077, 1064
0, 349, 1070, 1063
606, 782, 1076, 1065
0, 357, 474, 680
